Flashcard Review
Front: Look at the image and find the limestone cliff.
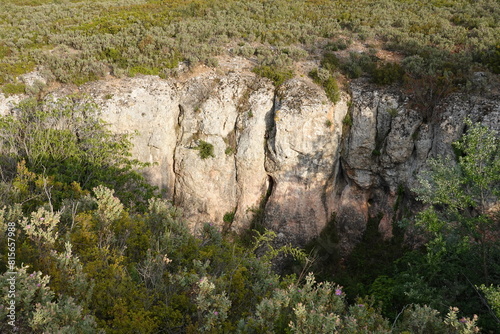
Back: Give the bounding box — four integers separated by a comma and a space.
1, 68, 498, 254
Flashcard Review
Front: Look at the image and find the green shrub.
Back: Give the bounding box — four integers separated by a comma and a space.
341, 52, 376, 79
343, 113, 353, 126
321, 52, 341, 72
309, 68, 340, 103
0, 44, 10, 59
103, 47, 127, 68
0, 0, 498, 88
371, 62, 405, 85
480, 44, 500, 74
322, 76, 340, 103
223, 211, 235, 223
0, 97, 156, 211
252, 65, 294, 87
479, 285, 500, 319
1, 83, 26, 95
195, 140, 215, 159
387, 108, 399, 117
240, 273, 391, 333
325, 39, 350, 51
394, 304, 448, 333
0, 62, 35, 84
0, 267, 97, 333
128, 66, 160, 77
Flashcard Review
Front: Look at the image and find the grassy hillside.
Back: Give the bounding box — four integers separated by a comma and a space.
0, 0, 498, 92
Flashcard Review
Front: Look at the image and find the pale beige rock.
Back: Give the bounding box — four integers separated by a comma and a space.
233, 79, 275, 231
86, 77, 180, 198
1, 67, 498, 254
172, 74, 273, 231
0, 93, 24, 116
264, 78, 348, 244
173, 136, 237, 231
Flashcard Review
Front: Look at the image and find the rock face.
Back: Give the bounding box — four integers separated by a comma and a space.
80, 71, 351, 242
85, 73, 276, 233
264, 79, 347, 244
83, 71, 350, 240
337, 80, 500, 253
1, 68, 498, 253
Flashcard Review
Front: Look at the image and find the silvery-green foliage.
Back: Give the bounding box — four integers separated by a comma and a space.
0, 204, 22, 235
0, 266, 98, 333
393, 304, 479, 334
51, 242, 94, 305
2, 0, 499, 87
92, 185, 124, 248
241, 272, 349, 333
444, 307, 479, 334
195, 276, 231, 332
93, 185, 124, 224
394, 304, 447, 334
19, 207, 60, 247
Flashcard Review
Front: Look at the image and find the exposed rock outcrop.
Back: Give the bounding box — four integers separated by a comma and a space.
264, 79, 348, 244
337, 79, 500, 253
85, 73, 276, 232
1, 68, 498, 254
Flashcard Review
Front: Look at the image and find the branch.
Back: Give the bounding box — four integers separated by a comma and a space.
464, 274, 500, 325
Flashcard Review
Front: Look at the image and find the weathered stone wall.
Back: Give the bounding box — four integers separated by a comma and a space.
1, 69, 498, 253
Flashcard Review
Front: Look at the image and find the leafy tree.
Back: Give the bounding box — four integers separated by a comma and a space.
386, 120, 500, 330
479, 285, 500, 321
413, 120, 500, 279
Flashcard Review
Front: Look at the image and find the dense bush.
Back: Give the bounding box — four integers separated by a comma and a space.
1, 83, 25, 96
309, 68, 340, 103
252, 65, 294, 87
196, 140, 215, 159
0, 189, 483, 333
369, 122, 500, 332
371, 62, 405, 85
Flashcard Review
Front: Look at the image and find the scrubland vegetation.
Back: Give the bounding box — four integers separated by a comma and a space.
1, 0, 500, 333
0, 0, 498, 95
0, 96, 498, 333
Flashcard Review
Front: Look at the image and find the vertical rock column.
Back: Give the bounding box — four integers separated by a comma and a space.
173, 75, 241, 231
173, 74, 275, 232
263, 79, 348, 245
233, 79, 275, 231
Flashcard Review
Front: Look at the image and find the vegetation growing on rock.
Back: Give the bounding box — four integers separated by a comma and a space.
0, 97, 498, 332
0, 0, 498, 99
0, 0, 499, 332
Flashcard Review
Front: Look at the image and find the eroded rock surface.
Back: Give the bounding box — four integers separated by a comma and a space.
264, 79, 348, 244
86, 73, 275, 232
337, 79, 500, 253
2, 69, 498, 254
